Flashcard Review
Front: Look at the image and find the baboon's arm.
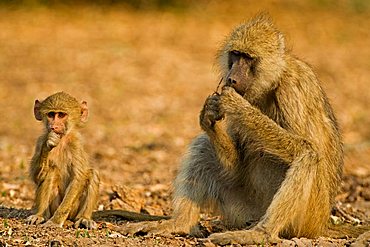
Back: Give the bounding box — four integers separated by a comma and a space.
221, 88, 316, 164
49, 176, 86, 226
33, 171, 56, 218
207, 123, 239, 170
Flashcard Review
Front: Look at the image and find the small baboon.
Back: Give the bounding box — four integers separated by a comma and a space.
118, 15, 354, 244
27, 92, 100, 229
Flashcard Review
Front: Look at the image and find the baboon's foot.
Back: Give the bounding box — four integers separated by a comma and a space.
26, 215, 45, 225
74, 218, 97, 229
209, 229, 279, 245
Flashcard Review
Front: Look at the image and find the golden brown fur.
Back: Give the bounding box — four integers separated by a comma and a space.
117, 14, 347, 244
27, 92, 100, 229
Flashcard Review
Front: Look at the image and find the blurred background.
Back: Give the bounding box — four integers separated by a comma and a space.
0, 0, 369, 222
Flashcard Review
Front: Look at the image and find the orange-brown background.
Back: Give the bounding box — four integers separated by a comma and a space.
0, 1, 369, 245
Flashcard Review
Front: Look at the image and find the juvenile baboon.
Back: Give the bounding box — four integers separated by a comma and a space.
27, 92, 100, 229
118, 15, 345, 244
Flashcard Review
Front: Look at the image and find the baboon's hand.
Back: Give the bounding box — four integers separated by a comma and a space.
220, 86, 250, 113
42, 219, 62, 228
209, 229, 275, 245
47, 131, 61, 148
26, 214, 45, 225
200, 94, 225, 131
74, 218, 97, 229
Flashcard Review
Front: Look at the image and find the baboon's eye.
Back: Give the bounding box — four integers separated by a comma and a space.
231, 50, 243, 56
242, 53, 253, 61
47, 112, 55, 118
229, 50, 241, 69
57, 112, 67, 118
230, 50, 253, 61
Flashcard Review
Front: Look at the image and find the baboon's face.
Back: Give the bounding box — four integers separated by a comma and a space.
45, 111, 69, 135
33, 93, 89, 136
225, 50, 256, 97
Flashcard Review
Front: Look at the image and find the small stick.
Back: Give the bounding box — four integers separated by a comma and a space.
213, 78, 224, 95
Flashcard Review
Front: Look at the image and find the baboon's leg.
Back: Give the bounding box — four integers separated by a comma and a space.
172, 134, 252, 234
46, 178, 86, 227
259, 154, 327, 238
118, 134, 249, 236
210, 151, 325, 245
74, 169, 100, 229
26, 171, 57, 225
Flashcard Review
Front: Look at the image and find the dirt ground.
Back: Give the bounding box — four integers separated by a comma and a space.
0, 1, 369, 246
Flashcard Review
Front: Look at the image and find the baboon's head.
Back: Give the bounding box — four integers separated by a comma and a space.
34, 92, 89, 135
218, 14, 286, 104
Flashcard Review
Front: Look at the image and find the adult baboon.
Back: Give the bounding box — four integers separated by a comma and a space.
119, 14, 345, 244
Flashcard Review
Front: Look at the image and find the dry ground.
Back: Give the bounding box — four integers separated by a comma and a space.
0, 1, 369, 246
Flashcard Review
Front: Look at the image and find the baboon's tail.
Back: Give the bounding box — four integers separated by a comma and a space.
325, 223, 370, 239
93, 210, 170, 221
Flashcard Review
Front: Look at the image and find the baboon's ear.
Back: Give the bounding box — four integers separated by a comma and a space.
80, 101, 89, 123
34, 100, 43, 121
